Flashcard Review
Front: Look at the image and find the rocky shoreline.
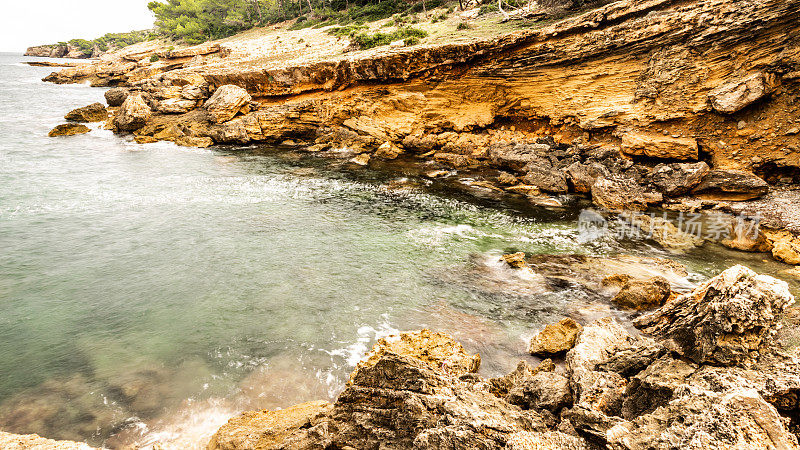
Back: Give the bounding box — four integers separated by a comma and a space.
15, 0, 800, 447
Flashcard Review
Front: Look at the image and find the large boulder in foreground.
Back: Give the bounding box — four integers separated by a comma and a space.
205, 85, 252, 123
64, 102, 107, 122
104, 87, 129, 107
113, 94, 151, 132
634, 265, 794, 365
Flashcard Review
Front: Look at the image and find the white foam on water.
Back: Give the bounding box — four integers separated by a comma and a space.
128, 398, 237, 450
324, 314, 399, 368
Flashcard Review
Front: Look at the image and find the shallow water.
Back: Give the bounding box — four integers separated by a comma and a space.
0, 53, 797, 448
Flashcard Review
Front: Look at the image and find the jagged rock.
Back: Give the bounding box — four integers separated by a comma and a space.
565, 162, 609, 194
566, 318, 634, 415
634, 265, 794, 365
349, 153, 370, 166
612, 276, 671, 310
595, 340, 665, 378
0, 431, 95, 449
374, 141, 403, 159
522, 164, 568, 194
620, 131, 699, 160
489, 143, 551, 171
507, 371, 573, 413
620, 355, 697, 418
708, 72, 780, 114
175, 136, 214, 148
691, 169, 769, 201
764, 230, 800, 265
503, 252, 529, 269
113, 94, 151, 132
350, 329, 481, 382
207, 400, 332, 450
591, 176, 662, 212
506, 431, 589, 449
607, 385, 800, 449
205, 85, 252, 123
528, 318, 582, 356
104, 88, 129, 107
64, 103, 107, 122
157, 97, 197, 114
48, 123, 89, 137
650, 162, 710, 197
489, 359, 555, 397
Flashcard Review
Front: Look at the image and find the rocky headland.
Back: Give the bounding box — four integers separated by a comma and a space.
17, 0, 800, 447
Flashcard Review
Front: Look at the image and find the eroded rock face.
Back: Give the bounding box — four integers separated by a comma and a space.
591, 176, 662, 212
113, 94, 151, 132
204, 85, 252, 124
64, 103, 107, 122
708, 72, 779, 114
634, 265, 794, 365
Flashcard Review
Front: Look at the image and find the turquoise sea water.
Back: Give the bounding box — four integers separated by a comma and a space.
0, 53, 797, 448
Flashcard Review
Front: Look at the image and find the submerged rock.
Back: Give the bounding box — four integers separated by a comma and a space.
634, 265, 794, 365
48, 123, 89, 137
528, 318, 582, 356
64, 102, 107, 122
503, 252, 529, 269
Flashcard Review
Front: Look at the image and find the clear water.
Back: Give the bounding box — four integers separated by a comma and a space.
1, 53, 797, 448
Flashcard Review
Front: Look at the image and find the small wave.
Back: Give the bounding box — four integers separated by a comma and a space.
324, 314, 399, 368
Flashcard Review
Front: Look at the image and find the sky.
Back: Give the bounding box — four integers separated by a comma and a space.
0, 0, 156, 52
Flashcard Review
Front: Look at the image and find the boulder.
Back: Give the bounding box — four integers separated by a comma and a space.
205, 85, 252, 123
374, 141, 403, 159
591, 176, 662, 212
349, 153, 370, 166
48, 123, 89, 137
612, 276, 671, 310
156, 97, 197, 114
764, 230, 800, 265
64, 102, 107, 122
207, 401, 332, 450
691, 169, 769, 201
708, 72, 779, 114
528, 318, 582, 356
619, 354, 697, 418
565, 162, 609, 193
175, 136, 214, 148
503, 252, 529, 269
650, 161, 710, 196
566, 318, 634, 415
489, 359, 555, 397
104, 87, 129, 107
507, 371, 573, 413
634, 265, 794, 365
489, 142, 551, 171
620, 131, 699, 160
113, 94, 151, 132
350, 329, 480, 382
522, 164, 569, 194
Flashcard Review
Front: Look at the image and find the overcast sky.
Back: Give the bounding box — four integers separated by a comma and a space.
0, 0, 156, 53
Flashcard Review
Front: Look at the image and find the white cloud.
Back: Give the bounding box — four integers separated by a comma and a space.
0, 0, 156, 53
